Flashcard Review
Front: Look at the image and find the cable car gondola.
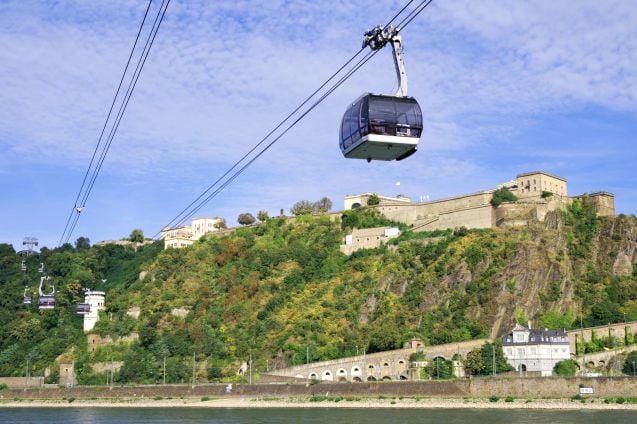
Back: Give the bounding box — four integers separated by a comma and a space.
340, 25, 422, 162
76, 303, 91, 314
23, 287, 32, 304
38, 275, 55, 310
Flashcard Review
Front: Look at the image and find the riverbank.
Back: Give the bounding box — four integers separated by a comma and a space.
2, 396, 637, 410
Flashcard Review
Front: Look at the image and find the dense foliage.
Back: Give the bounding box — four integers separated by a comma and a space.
0, 206, 636, 384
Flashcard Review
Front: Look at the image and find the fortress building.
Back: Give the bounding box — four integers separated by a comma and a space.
83, 290, 106, 332
160, 216, 225, 249
344, 171, 614, 233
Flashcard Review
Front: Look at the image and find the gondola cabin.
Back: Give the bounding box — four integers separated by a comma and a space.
23, 287, 32, 304
76, 303, 91, 315
340, 94, 422, 162
38, 296, 55, 310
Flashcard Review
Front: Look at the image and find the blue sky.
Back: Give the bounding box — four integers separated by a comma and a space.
1, 0, 636, 250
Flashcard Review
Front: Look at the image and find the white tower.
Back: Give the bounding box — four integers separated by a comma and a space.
83, 291, 106, 332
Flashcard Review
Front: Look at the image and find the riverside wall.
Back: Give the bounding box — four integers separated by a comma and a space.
1, 377, 636, 399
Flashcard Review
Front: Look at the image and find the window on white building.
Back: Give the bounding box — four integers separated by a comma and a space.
517, 348, 525, 357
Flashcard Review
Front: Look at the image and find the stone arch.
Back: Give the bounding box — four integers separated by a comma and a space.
337, 368, 347, 382
367, 376, 377, 381
518, 364, 527, 373
399, 374, 408, 380
295, 374, 304, 379
598, 360, 605, 367
351, 366, 362, 377
587, 361, 595, 368
352, 202, 361, 209
352, 376, 362, 382
309, 372, 318, 380
321, 370, 333, 381
383, 362, 390, 367
382, 376, 392, 381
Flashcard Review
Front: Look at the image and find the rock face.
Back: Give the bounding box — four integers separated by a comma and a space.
614, 252, 633, 277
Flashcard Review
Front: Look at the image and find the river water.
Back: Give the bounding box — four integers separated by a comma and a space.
0, 408, 636, 423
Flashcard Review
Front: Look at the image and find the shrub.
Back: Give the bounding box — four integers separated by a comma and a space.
489, 395, 500, 402
505, 396, 515, 403
490, 187, 518, 207
201, 396, 211, 401
154, 396, 163, 401
554, 359, 580, 377
0, 383, 8, 390
616, 397, 626, 404
541, 191, 553, 199
67, 397, 75, 403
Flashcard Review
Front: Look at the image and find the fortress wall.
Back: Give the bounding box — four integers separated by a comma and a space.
427, 205, 494, 231
375, 192, 494, 229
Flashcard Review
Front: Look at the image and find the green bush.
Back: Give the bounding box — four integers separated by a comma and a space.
490, 187, 518, 207
505, 396, 515, 403
616, 397, 626, 404
489, 395, 500, 402
0, 383, 8, 390
554, 359, 580, 377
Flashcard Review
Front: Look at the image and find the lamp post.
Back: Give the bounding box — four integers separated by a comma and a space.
632, 361, 635, 377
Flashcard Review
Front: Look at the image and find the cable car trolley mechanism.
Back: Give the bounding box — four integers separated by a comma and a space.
340, 25, 422, 162
37, 264, 55, 310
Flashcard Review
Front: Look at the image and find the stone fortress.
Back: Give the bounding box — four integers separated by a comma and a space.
344, 170, 614, 233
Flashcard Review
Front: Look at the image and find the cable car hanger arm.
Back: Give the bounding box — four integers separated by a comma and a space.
362, 25, 408, 97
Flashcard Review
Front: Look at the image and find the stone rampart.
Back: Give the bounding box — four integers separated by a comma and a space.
567, 321, 637, 353
266, 339, 488, 382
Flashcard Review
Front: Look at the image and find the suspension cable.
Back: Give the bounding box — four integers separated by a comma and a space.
153, 0, 434, 238
62, 0, 171, 245
58, 0, 154, 246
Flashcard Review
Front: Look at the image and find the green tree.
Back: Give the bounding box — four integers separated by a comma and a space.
553, 359, 579, 376
314, 197, 333, 213
539, 308, 576, 329
464, 348, 485, 375
622, 351, 637, 376
481, 341, 512, 375
290, 200, 314, 216
130, 229, 144, 243
490, 187, 518, 207
237, 213, 256, 226
367, 194, 380, 206
75, 237, 90, 250
428, 357, 454, 379
214, 219, 227, 230
257, 210, 269, 222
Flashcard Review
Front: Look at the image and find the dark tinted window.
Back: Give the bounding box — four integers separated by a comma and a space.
369, 97, 396, 124
395, 99, 422, 127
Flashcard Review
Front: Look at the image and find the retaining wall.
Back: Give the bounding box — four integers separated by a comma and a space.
2, 377, 635, 400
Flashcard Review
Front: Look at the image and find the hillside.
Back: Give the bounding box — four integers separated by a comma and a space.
0, 202, 636, 384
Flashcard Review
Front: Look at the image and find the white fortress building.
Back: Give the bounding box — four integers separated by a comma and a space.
160, 217, 225, 249
83, 290, 106, 332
